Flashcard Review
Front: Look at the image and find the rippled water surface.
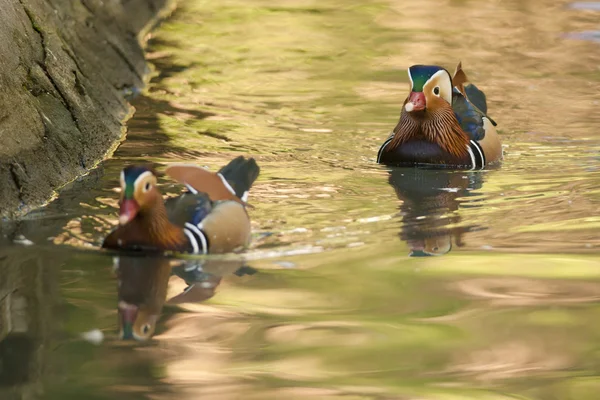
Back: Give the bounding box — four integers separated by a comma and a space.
2, 0, 600, 399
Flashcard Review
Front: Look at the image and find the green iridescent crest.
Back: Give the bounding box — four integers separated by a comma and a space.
122, 165, 152, 199
408, 65, 445, 92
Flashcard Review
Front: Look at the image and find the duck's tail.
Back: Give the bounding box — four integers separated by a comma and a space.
453, 62, 496, 126
218, 156, 260, 202
453, 61, 488, 112
165, 156, 260, 204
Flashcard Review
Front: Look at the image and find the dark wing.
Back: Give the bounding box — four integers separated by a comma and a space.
464, 83, 487, 114
452, 89, 489, 141
452, 62, 497, 132
165, 192, 213, 227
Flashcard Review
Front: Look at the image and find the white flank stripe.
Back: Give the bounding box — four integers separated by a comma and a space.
471, 140, 485, 167
466, 144, 476, 170
185, 222, 201, 235
183, 228, 199, 253
185, 223, 208, 254
217, 173, 237, 196
377, 136, 394, 163
241, 191, 249, 203
197, 231, 208, 254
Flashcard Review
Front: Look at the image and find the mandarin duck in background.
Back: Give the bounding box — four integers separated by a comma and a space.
388, 168, 484, 256
377, 62, 502, 169
102, 156, 260, 254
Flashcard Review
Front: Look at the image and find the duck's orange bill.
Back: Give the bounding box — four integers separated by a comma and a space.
408, 91, 426, 111
119, 199, 139, 225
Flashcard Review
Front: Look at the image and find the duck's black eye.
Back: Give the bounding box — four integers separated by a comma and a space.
433, 86, 440, 96
142, 324, 151, 334
144, 182, 151, 191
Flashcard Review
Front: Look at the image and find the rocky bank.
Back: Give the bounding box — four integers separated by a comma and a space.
0, 0, 173, 218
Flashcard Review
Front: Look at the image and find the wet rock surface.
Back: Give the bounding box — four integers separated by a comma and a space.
0, 0, 172, 218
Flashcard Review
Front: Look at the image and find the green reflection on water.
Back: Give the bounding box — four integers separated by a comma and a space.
2, 0, 600, 399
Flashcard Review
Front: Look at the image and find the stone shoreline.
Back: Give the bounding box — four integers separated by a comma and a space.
0, 0, 174, 218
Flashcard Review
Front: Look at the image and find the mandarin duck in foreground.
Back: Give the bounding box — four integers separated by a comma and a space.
102, 156, 260, 255
116, 255, 253, 341
377, 62, 502, 169
116, 256, 171, 340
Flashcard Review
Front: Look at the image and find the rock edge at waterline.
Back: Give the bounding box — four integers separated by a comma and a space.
0, 0, 174, 218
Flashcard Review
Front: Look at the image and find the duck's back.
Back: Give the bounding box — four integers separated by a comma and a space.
165, 192, 212, 227
451, 83, 502, 164
452, 87, 489, 142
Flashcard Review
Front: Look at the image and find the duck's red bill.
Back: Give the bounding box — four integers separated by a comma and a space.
408, 91, 426, 111
118, 302, 139, 340
119, 199, 139, 225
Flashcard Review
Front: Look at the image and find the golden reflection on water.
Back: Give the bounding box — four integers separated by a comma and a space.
93, 0, 600, 396
9, 0, 599, 399
103, 0, 600, 256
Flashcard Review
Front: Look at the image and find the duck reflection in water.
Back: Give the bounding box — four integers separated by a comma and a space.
114, 254, 255, 340
387, 167, 485, 257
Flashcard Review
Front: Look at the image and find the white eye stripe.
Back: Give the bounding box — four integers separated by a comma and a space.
134, 171, 154, 185
424, 70, 449, 86
407, 67, 414, 90
424, 70, 452, 103
129, 170, 155, 192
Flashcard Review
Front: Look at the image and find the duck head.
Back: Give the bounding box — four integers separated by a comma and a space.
118, 301, 159, 340
404, 65, 453, 114
119, 166, 161, 226
408, 236, 453, 257
115, 256, 172, 341
383, 64, 469, 161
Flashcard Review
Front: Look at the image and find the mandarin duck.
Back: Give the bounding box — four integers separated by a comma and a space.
377, 62, 502, 169
115, 255, 254, 340
102, 156, 260, 255
389, 168, 483, 256
116, 255, 172, 340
